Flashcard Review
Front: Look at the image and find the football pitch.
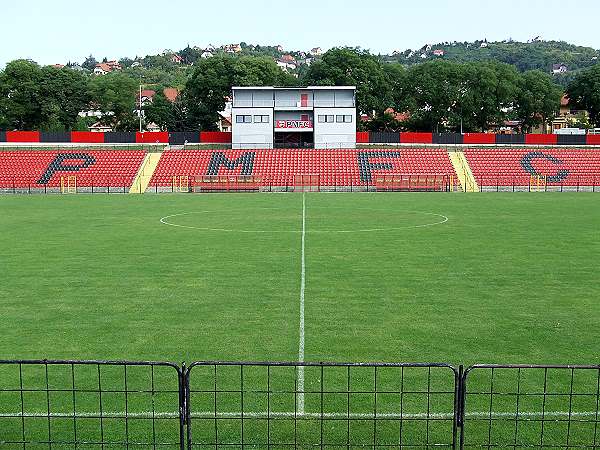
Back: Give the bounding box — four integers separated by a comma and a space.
1, 192, 600, 448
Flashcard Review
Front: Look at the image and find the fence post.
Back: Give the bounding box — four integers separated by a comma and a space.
458, 365, 466, 449
179, 363, 187, 450
453, 364, 464, 449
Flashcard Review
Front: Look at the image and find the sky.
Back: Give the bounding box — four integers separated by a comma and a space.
1, 0, 598, 67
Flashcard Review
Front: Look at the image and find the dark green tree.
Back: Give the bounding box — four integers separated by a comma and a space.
82, 55, 98, 71
145, 91, 187, 131
184, 56, 294, 130
0, 60, 43, 129
184, 57, 234, 130
39, 66, 90, 131
403, 60, 465, 132
461, 62, 520, 132
88, 72, 138, 131
567, 64, 600, 126
302, 48, 392, 116
515, 70, 562, 132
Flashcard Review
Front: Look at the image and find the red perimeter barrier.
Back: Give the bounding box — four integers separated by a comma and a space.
136, 132, 169, 144
463, 133, 496, 144
525, 134, 558, 145
6, 131, 40, 143
400, 133, 433, 144
200, 131, 232, 143
356, 132, 369, 143
71, 132, 105, 143
587, 135, 600, 145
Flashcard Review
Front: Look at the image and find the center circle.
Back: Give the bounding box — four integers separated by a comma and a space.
160, 208, 448, 233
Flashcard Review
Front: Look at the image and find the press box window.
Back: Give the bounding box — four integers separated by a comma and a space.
254, 115, 269, 123
236, 115, 252, 123
337, 115, 353, 123
318, 115, 335, 123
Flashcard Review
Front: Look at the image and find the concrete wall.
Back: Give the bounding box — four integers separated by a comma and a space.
314, 107, 356, 149
232, 108, 274, 149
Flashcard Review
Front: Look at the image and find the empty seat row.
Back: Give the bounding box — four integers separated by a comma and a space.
464, 148, 600, 186
0, 151, 146, 187
150, 148, 456, 187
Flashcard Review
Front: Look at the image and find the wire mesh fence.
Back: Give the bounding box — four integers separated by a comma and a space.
1, 361, 599, 449
460, 365, 600, 449
185, 362, 459, 449
0, 360, 185, 449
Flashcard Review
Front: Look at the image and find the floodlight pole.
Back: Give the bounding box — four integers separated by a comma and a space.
139, 78, 143, 133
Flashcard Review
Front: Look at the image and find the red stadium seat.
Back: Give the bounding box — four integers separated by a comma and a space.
0, 150, 146, 188
149, 148, 456, 188
464, 148, 600, 187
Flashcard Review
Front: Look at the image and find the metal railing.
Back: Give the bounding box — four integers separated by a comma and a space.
0, 177, 134, 194
1, 360, 599, 449
0, 360, 184, 449
475, 174, 600, 192
460, 364, 600, 449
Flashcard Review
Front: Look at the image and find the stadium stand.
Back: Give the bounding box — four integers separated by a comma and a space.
148, 148, 456, 190
0, 150, 146, 191
464, 148, 600, 189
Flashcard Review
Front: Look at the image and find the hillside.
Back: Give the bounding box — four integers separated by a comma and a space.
385, 39, 599, 85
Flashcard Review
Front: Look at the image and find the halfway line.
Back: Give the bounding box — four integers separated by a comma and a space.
298, 192, 306, 414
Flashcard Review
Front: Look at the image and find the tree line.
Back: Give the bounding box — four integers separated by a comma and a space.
1, 48, 599, 133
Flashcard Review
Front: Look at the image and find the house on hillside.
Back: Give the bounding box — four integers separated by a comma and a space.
276, 59, 297, 72
89, 122, 113, 133
224, 43, 242, 53
552, 63, 568, 75
310, 47, 322, 56
385, 108, 411, 123
137, 88, 179, 106
138, 89, 157, 106
201, 51, 214, 59
217, 100, 233, 132
171, 54, 183, 64
433, 49, 445, 57
544, 95, 589, 133
163, 88, 179, 103
93, 60, 122, 75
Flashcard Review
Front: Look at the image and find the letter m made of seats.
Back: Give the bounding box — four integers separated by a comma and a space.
206, 152, 255, 176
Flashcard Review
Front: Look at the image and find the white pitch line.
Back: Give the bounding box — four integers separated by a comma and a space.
298, 191, 306, 414
1, 411, 598, 420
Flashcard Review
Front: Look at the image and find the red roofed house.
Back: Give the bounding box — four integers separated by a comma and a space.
163, 88, 179, 103
94, 60, 122, 75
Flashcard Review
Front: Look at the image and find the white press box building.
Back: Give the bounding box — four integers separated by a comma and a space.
231, 86, 356, 149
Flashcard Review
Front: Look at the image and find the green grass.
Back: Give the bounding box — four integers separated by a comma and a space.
1, 192, 599, 448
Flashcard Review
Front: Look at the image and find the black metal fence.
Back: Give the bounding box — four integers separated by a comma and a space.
460, 365, 600, 449
1, 360, 599, 449
0, 360, 185, 449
